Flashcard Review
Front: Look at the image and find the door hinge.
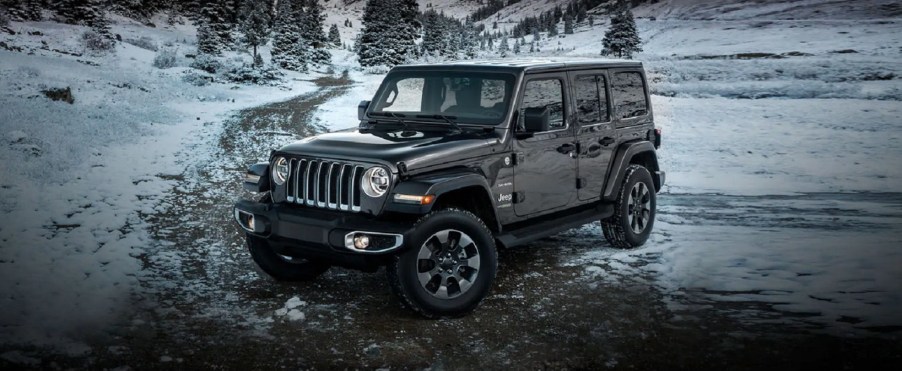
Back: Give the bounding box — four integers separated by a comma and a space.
511, 152, 525, 166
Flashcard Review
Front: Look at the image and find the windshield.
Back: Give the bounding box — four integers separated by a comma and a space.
369, 71, 516, 125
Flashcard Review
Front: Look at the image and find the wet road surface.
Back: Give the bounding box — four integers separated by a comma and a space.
15, 80, 902, 369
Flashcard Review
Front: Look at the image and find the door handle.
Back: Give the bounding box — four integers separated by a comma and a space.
557, 143, 576, 154
599, 137, 615, 146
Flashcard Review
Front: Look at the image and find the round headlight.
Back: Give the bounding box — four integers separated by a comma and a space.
272, 157, 289, 185
361, 167, 390, 198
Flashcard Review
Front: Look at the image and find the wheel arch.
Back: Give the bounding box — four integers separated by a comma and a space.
602, 140, 662, 202
385, 169, 501, 233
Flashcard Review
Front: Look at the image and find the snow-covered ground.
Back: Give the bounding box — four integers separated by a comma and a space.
0, 16, 321, 351
1, 0, 901, 364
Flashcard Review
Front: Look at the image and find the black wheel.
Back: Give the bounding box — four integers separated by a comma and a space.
387, 208, 497, 318
601, 164, 656, 248
246, 234, 330, 281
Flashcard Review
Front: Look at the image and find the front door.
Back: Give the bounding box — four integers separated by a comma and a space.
513, 73, 578, 217
571, 71, 616, 201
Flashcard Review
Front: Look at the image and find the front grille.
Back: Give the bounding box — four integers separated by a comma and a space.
285, 158, 365, 212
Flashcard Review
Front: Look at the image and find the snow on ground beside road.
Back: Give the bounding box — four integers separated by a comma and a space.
553, 3, 902, 334
0, 18, 316, 351
655, 96, 902, 195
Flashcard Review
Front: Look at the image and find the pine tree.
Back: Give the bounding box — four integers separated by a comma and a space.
90, 6, 114, 41
577, 4, 588, 23
3, 0, 42, 21
271, 0, 308, 71
358, 0, 413, 67
56, 0, 98, 25
564, 12, 574, 34
196, 0, 233, 55
589, 15, 594, 27
300, 0, 330, 66
328, 23, 340, 45
421, 9, 442, 57
498, 37, 509, 57
460, 20, 478, 59
513, 39, 520, 54
532, 28, 540, 42
396, 0, 420, 61
238, 0, 271, 65
602, 9, 642, 58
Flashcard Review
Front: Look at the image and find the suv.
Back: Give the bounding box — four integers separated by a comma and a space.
234, 59, 664, 318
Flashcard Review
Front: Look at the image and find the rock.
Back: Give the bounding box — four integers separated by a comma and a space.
42, 87, 74, 104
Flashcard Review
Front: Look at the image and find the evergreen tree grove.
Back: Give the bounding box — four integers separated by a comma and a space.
357, 0, 417, 67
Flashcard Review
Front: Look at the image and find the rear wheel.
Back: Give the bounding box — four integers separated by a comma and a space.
387, 208, 497, 318
246, 234, 330, 281
601, 164, 656, 248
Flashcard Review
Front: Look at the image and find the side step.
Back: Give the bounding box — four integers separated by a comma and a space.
495, 203, 614, 249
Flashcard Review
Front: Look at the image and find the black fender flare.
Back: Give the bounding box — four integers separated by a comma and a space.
244, 162, 270, 193
602, 141, 661, 202
384, 168, 500, 230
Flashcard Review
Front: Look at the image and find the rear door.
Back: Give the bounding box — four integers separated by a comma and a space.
571, 70, 616, 201
512, 72, 578, 217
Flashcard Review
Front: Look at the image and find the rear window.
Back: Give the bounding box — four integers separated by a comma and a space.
611, 72, 648, 120
574, 75, 610, 124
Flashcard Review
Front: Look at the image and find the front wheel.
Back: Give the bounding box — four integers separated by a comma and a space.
387, 208, 497, 318
601, 164, 657, 248
246, 234, 330, 281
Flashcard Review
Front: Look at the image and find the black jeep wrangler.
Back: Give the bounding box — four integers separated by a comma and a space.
234, 59, 664, 317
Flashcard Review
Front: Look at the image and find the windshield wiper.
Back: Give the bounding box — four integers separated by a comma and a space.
369, 111, 410, 130
416, 114, 463, 133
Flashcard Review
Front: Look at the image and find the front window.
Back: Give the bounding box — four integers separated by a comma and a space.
370, 71, 516, 125
519, 78, 565, 130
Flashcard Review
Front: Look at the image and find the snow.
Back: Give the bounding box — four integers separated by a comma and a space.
0, 17, 316, 351
0, 0, 900, 358
274, 296, 307, 322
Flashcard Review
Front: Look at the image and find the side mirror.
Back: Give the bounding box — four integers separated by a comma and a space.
523, 106, 550, 133
358, 100, 370, 121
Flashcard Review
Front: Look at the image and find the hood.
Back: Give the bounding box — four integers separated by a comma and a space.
277, 128, 500, 172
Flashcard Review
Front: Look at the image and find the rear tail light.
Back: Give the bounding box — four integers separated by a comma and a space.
654, 128, 662, 148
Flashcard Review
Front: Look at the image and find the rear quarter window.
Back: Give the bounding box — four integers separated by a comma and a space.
611, 72, 648, 120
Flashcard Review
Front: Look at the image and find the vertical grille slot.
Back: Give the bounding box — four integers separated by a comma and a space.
281, 157, 365, 212
286, 159, 297, 202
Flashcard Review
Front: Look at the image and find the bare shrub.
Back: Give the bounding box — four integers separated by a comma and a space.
81, 30, 115, 55
124, 36, 158, 51
153, 48, 178, 69
190, 54, 222, 73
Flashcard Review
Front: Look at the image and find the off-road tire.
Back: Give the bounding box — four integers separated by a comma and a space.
387, 208, 498, 318
601, 164, 656, 248
246, 234, 330, 281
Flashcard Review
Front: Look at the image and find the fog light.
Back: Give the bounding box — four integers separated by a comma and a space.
353, 234, 370, 250
246, 214, 255, 231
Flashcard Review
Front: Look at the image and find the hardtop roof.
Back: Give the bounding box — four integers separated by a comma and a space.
390, 58, 643, 73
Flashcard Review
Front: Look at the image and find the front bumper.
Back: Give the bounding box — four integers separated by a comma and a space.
233, 200, 414, 269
